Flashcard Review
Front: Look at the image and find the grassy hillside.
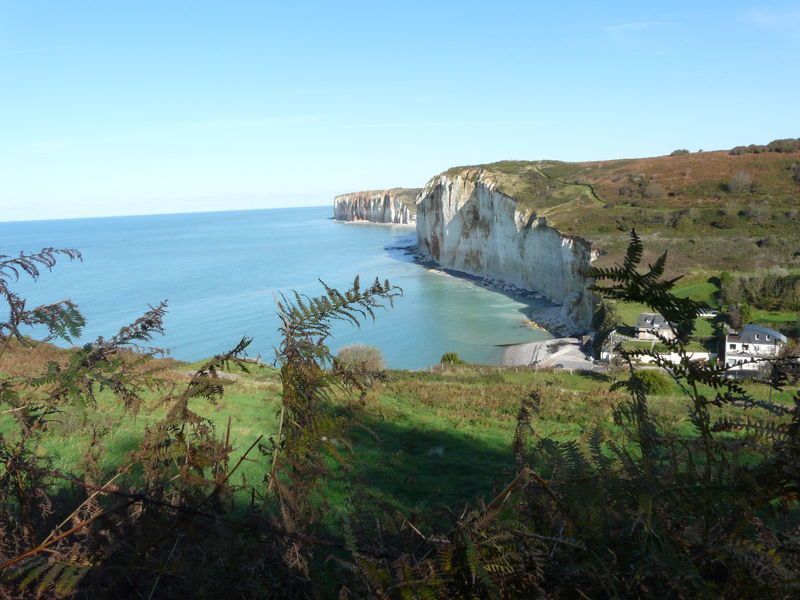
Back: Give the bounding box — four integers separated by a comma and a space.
445, 144, 800, 274
387, 187, 422, 210
3, 342, 795, 522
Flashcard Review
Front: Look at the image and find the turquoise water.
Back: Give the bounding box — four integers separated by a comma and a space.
0, 207, 550, 369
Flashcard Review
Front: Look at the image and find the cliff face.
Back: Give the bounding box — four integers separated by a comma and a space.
334, 188, 419, 224
415, 170, 595, 332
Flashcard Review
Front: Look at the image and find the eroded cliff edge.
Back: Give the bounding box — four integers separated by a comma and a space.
334, 188, 420, 224
415, 169, 595, 332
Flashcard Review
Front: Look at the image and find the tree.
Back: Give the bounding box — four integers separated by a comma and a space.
590, 300, 620, 356
739, 302, 754, 325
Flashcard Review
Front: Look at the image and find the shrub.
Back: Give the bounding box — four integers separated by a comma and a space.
766, 138, 800, 153
720, 270, 800, 312
440, 352, 465, 365
710, 218, 735, 229
790, 162, 800, 184
336, 344, 385, 375
617, 174, 663, 199
730, 138, 800, 155
643, 181, 664, 199
670, 208, 698, 231
727, 171, 753, 193
672, 214, 691, 231
670, 148, 690, 156
632, 369, 671, 395
591, 301, 620, 356
740, 202, 771, 224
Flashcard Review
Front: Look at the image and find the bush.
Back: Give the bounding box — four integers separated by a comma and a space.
730, 138, 800, 155
674, 215, 692, 231
643, 181, 664, 199
740, 202, 770, 224
720, 270, 800, 312
632, 369, 671, 395
790, 162, 800, 184
617, 174, 663, 199
727, 171, 753, 193
440, 352, 465, 365
766, 138, 800, 153
670, 148, 690, 156
336, 344, 385, 375
724, 302, 754, 329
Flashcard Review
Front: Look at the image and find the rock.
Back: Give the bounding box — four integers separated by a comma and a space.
333, 188, 420, 224
415, 171, 595, 333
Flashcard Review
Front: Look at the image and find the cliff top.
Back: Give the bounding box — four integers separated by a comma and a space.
443, 144, 800, 273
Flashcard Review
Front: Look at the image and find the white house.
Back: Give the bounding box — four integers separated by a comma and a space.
635, 313, 676, 340
724, 324, 787, 375
636, 350, 714, 366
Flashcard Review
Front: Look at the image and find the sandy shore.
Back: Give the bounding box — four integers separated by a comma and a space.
501, 337, 600, 371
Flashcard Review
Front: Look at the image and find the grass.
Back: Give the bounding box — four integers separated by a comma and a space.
4, 347, 797, 525
751, 308, 799, 325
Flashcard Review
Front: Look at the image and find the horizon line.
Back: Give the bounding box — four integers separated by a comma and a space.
0, 202, 332, 226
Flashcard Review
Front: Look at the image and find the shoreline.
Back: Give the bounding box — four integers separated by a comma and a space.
331, 217, 416, 228
395, 243, 586, 338
499, 337, 600, 370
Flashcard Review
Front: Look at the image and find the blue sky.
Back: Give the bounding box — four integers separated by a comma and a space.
1, 1, 798, 221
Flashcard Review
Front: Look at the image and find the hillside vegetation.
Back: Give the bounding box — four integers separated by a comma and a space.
387, 187, 422, 210
2, 240, 799, 597
446, 141, 800, 273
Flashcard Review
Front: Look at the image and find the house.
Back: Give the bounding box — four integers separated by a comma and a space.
723, 324, 787, 375
635, 313, 675, 340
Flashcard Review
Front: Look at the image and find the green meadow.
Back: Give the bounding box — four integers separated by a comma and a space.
6, 358, 796, 526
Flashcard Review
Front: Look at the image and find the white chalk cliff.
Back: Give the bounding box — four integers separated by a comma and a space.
333, 189, 419, 224
415, 170, 595, 332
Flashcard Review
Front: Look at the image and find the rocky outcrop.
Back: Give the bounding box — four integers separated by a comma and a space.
415, 170, 595, 332
334, 188, 420, 224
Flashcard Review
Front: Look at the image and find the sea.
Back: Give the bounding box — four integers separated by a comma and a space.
0, 206, 551, 369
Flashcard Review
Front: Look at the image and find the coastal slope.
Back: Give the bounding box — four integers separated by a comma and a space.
450, 149, 800, 273
334, 188, 420, 224
415, 169, 596, 332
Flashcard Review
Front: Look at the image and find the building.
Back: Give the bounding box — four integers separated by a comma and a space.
635, 313, 676, 340
724, 324, 787, 375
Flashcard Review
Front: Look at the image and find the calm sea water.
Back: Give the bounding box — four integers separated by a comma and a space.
0, 207, 550, 369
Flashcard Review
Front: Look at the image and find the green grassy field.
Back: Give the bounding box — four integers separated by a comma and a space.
4, 359, 796, 525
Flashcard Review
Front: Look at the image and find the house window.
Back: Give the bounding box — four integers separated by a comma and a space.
742, 344, 749, 351
754, 334, 759, 340
729, 343, 736, 350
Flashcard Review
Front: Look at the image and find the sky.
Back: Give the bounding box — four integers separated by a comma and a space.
1, 1, 798, 222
